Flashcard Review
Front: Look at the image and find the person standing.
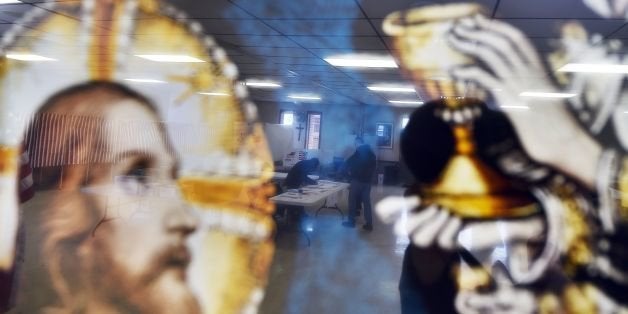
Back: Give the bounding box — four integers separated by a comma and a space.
342, 138, 376, 231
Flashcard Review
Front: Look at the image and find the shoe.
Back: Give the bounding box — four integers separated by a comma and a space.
342, 221, 356, 228
362, 224, 373, 231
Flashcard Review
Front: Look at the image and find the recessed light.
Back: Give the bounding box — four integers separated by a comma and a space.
500, 105, 530, 110
389, 100, 424, 105
324, 54, 398, 68
557, 63, 628, 74
245, 80, 282, 88
6, 53, 55, 61
0, 0, 21, 4
124, 78, 165, 83
367, 85, 416, 93
135, 54, 205, 63
519, 91, 576, 98
288, 94, 321, 101
198, 92, 230, 96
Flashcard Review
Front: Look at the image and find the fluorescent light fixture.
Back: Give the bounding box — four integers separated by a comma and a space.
135, 54, 205, 63
0, 0, 21, 4
288, 94, 321, 101
389, 100, 424, 105
519, 91, 576, 98
6, 53, 55, 61
557, 63, 628, 74
198, 92, 230, 96
500, 105, 530, 110
324, 54, 397, 68
367, 85, 416, 93
124, 78, 165, 83
245, 80, 282, 88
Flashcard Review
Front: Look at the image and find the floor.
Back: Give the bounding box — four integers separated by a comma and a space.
12, 185, 409, 314
260, 185, 408, 314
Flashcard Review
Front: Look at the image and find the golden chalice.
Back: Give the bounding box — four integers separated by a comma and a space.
384, 4, 538, 219
383, 3, 485, 100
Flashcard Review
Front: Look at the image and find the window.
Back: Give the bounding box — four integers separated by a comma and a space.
402, 116, 409, 128
280, 110, 294, 125
306, 112, 321, 150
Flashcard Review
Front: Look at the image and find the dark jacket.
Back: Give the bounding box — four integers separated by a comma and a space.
346, 144, 376, 183
284, 158, 318, 189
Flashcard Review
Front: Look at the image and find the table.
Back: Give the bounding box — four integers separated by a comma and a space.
272, 172, 319, 181
270, 180, 348, 212
270, 180, 349, 246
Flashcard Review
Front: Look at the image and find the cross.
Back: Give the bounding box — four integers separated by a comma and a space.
296, 124, 305, 141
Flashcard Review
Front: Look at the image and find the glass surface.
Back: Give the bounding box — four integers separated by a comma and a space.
0, 1, 627, 313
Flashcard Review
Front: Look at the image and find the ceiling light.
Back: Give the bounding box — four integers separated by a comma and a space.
0, 0, 21, 4
500, 105, 530, 110
288, 94, 321, 101
389, 100, 424, 105
519, 91, 576, 98
245, 80, 282, 88
6, 53, 55, 61
124, 78, 165, 83
324, 54, 398, 68
198, 92, 230, 96
135, 54, 205, 63
557, 63, 628, 74
367, 85, 416, 93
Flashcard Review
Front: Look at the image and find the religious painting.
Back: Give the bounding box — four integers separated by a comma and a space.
0, 1, 275, 313
375, 1, 628, 313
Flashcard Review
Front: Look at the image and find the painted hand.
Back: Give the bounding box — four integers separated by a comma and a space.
376, 196, 462, 250
583, 0, 628, 18
447, 14, 601, 187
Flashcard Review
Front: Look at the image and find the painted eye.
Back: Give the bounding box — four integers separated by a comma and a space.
125, 159, 151, 184
127, 166, 146, 178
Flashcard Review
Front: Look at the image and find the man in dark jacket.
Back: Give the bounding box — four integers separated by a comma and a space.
284, 158, 319, 189
342, 137, 376, 231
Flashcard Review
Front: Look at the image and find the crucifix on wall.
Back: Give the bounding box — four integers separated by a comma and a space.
296, 123, 305, 141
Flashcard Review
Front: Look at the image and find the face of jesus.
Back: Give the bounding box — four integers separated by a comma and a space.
83, 101, 200, 313
34, 85, 201, 313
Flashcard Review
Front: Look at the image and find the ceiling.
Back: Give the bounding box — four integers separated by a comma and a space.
2, 0, 627, 107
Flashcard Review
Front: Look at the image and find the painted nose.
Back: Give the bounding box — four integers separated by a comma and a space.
165, 206, 199, 236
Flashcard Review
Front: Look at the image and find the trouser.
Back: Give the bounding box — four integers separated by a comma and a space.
348, 180, 372, 225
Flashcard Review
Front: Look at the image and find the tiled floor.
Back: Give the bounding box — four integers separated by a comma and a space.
260, 185, 408, 314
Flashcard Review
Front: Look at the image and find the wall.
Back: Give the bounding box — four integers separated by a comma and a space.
256, 101, 415, 164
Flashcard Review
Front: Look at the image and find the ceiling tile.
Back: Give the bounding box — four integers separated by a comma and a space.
289, 35, 386, 50
608, 24, 628, 39
201, 19, 280, 36
231, 0, 364, 19
263, 19, 377, 36
214, 34, 299, 47
308, 48, 391, 59
344, 70, 407, 83
287, 64, 336, 72
260, 56, 320, 65
496, 0, 604, 18
168, 0, 252, 19
0, 3, 41, 23
228, 54, 262, 64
